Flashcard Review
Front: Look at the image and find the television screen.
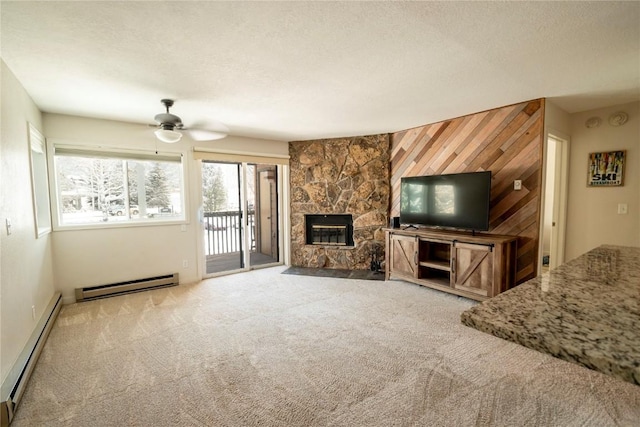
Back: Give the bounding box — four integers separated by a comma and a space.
399, 171, 491, 231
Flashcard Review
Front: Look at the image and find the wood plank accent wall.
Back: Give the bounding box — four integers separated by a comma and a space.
390, 99, 545, 284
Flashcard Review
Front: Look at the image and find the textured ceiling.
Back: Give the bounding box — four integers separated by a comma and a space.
1, 1, 639, 141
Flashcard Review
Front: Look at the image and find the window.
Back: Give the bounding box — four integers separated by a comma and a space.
52, 146, 185, 227
28, 124, 52, 236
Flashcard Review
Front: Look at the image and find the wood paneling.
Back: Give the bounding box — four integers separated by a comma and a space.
390, 99, 544, 284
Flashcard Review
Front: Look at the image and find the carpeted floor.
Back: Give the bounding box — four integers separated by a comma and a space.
12, 266, 640, 426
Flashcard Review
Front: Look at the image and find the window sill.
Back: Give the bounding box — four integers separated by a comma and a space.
53, 218, 189, 232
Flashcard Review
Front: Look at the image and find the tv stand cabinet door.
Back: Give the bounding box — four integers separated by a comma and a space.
388, 234, 418, 279
453, 242, 495, 298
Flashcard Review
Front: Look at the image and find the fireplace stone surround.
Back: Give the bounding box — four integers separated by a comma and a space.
289, 134, 390, 270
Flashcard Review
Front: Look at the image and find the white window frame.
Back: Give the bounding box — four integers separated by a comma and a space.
48, 142, 189, 230
28, 123, 52, 237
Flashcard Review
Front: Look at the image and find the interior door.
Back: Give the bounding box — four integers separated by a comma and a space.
540, 134, 569, 273
549, 136, 568, 269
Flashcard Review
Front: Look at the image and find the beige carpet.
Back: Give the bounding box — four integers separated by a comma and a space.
13, 266, 640, 426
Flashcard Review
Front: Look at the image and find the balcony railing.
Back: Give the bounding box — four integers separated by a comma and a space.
204, 210, 255, 256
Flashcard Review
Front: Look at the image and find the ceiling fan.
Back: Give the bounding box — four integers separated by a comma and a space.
152, 99, 227, 143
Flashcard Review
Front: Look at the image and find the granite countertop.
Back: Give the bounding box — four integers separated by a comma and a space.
461, 245, 640, 386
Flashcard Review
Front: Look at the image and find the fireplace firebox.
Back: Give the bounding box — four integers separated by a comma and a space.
305, 214, 354, 246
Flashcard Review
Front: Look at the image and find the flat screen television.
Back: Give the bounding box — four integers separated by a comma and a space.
399, 171, 491, 232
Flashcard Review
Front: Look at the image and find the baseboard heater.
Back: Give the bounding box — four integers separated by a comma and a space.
1, 293, 62, 427
75, 273, 179, 302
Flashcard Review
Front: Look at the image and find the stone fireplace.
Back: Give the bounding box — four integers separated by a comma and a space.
289, 134, 390, 270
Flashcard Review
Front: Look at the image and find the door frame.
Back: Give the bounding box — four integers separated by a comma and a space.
538, 131, 570, 272
257, 166, 278, 259
197, 160, 286, 280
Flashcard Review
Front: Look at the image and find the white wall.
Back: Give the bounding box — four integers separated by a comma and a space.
0, 61, 56, 384
565, 101, 640, 260
539, 100, 572, 269
542, 101, 571, 255
545, 100, 572, 136
44, 114, 289, 303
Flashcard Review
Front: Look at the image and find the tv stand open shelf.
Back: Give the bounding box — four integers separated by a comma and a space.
384, 228, 517, 301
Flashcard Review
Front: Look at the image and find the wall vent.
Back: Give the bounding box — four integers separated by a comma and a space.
75, 273, 179, 302
1, 293, 62, 427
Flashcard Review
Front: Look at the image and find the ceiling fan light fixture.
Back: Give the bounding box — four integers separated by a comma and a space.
151, 99, 227, 142
154, 128, 182, 143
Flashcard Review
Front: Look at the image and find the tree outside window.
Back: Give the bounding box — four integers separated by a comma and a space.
202, 163, 228, 212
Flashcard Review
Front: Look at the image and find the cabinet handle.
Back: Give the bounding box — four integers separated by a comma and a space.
414, 252, 418, 265
451, 257, 455, 274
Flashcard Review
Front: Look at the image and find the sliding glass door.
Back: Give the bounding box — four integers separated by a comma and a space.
202, 161, 280, 276
202, 161, 243, 274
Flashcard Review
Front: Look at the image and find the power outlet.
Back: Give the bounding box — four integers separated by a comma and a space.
514, 180, 522, 190
32, 305, 36, 320
182, 259, 189, 268
617, 203, 628, 214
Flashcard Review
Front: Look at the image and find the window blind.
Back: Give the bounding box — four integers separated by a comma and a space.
193, 147, 289, 165
54, 145, 182, 163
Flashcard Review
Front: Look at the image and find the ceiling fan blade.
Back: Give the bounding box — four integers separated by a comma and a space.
151, 100, 228, 141
185, 128, 227, 141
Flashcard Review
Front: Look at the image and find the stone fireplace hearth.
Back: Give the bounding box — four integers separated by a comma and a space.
289, 134, 390, 270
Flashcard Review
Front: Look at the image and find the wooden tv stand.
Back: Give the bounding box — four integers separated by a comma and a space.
384, 228, 517, 301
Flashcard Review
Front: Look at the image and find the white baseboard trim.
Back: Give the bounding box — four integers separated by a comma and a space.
1, 292, 62, 427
